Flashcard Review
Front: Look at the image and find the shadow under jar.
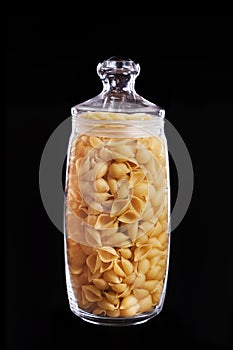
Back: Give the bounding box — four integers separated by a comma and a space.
64, 57, 171, 326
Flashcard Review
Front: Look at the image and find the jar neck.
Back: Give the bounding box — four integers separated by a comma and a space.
102, 73, 136, 95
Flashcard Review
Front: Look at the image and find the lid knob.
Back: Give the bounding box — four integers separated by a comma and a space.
97, 56, 140, 79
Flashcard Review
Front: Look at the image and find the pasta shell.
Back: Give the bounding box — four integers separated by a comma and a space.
113, 261, 126, 277
68, 246, 86, 273
103, 269, 122, 284
125, 160, 138, 170
141, 280, 158, 292
141, 207, 154, 221
87, 215, 98, 226
104, 291, 119, 306
154, 173, 166, 189
92, 192, 113, 203
74, 207, 88, 221
67, 200, 78, 211
92, 278, 109, 290
128, 221, 138, 242
78, 157, 91, 175
99, 261, 114, 273
96, 247, 118, 263
133, 274, 146, 288
86, 253, 101, 274
108, 283, 128, 293
146, 266, 164, 280
105, 138, 128, 146
66, 237, 77, 248
88, 206, 100, 215
129, 170, 145, 186
95, 162, 109, 179
134, 244, 153, 261
148, 248, 166, 259
121, 258, 134, 275
93, 308, 107, 316
80, 244, 95, 255
75, 157, 84, 172
130, 196, 145, 215
150, 136, 163, 152
123, 272, 137, 285
148, 237, 163, 249
116, 179, 130, 199
108, 163, 130, 179
95, 214, 118, 230
88, 201, 103, 213
159, 207, 168, 222
67, 175, 79, 191
97, 299, 116, 311
108, 176, 118, 196
112, 156, 130, 163
85, 265, 101, 282
118, 208, 139, 223
85, 227, 102, 247
147, 247, 165, 260
158, 232, 168, 247
137, 259, 150, 275
118, 287, 131, 298
102, 199, 114, 212
65, 213, 84, 239
162, 167, 167, 179
120, 295, 138, 310
70, 266, 82, 275
146, 157, 160, 180
104, 232, 130, 247
80, 168, 99, 183
135, 235, 148, 247
100, 227, 118, 242
139, 221, 154, 234
149, 252, 165, 267
151, 189, 164, 207
138, 137, 152, 148
71, 273, 88, 289
136, 147, 152, 164
148, 184, 156, 200
80, 135, 90, 145
79, 180, 94, 195
157, 154, 166, 167
89, 136, 103, 148
152, 281, 163, 305
133, 288, 150, 299
120, 304, 140, 317
106, 309, 121, 317
150, 221, 162, 237
132, 181, 148, 198
68, 188, 82, 203
110, 199, 130, 217
112, 144, 136, 158
138, 295, 153, 313
95, 178, 110, 192
99, 147, 114, 161
81, 294, 93, 307
81, 285, 102, 302
119, 248, 132, 259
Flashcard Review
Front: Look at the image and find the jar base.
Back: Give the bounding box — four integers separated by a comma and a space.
69, 305, 163, 327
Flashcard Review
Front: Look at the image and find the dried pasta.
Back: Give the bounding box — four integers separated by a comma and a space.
65, 111, 169, 318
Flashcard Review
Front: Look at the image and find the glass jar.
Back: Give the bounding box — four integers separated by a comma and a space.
64, 57, 170, 326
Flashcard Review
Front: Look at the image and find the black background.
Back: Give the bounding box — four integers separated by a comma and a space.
6, 16, 233, 349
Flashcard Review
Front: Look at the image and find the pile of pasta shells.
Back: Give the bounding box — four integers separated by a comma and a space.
65, 112, 169, 318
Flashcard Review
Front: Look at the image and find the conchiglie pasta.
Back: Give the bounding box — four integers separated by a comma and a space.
65, 112, 170, 320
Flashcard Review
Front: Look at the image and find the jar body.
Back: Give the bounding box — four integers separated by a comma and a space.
64, 111, 170, 326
